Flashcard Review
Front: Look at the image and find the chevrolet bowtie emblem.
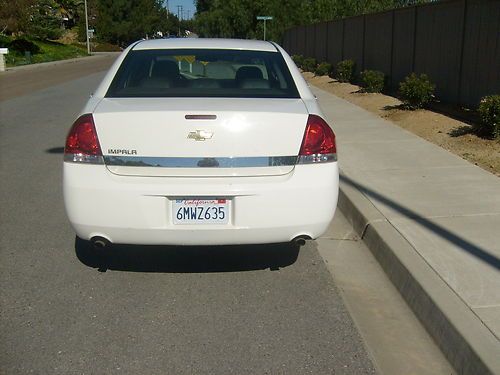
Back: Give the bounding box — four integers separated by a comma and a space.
187, 130, 214, 141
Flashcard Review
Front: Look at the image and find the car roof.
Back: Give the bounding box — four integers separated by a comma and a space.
132, 38, 278, 52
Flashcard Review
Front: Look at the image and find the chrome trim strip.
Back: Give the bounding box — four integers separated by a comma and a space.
185, 114, 217, 120
103, 156, 298, 168
66, 153, 338, 167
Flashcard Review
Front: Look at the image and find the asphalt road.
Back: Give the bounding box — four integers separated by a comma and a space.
0, 53, 119, 101
0, 66, 376, 374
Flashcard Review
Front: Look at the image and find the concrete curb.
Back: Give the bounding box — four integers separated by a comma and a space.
338, 173, 500, 375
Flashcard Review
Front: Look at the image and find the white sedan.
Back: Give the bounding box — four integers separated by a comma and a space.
63, 38, 339, 247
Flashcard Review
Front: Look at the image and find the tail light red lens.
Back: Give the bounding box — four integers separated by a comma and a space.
299, 114, 337, 159
64, 114, 103, 164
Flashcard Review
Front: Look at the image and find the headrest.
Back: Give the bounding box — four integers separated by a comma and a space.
151, 60, 179, 79
235, 66, 263, 81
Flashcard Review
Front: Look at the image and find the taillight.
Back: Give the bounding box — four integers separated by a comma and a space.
298, 114, 337, 164
64, 114, 103, 164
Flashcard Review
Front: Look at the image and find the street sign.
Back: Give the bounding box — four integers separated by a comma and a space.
256, 16, 273, 41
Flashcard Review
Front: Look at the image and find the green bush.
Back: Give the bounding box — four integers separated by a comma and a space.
336, 60, 355, 83
292, 54, 304, 68
399, 73, 435, 109
360, 70, 385, 93
93, 42, 122, 52
8, 38, 41, 55
0, 34, 12, 48
315, 62, 332, 76
478, 95, 500, 139
302, 57, 317, 72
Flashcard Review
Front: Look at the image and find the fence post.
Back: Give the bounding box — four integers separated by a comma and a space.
362, 14, 366, 72
411, 6, 418, 72
325, 22, 329, 64
341, 19, 345, 61
457, 0, 468, 105
389, 10, 395, 89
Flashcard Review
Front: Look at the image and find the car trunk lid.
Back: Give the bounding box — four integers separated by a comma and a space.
93, 97, 308, 177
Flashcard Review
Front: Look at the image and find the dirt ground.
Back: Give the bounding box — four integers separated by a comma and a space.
303, 72, 500, 177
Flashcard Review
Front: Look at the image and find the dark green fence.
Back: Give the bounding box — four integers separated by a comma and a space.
283, 0, 500, 108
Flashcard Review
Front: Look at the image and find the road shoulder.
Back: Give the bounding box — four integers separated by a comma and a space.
0, 53, 119, 101
317, 212, 456, 375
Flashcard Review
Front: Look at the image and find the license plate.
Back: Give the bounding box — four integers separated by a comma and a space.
173, 199, 229, 225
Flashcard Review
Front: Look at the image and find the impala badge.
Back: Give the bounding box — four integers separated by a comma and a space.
188, 130, 214, 141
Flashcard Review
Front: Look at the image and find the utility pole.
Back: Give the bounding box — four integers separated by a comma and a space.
84, 0, 90, 54
177, 5, 183, 37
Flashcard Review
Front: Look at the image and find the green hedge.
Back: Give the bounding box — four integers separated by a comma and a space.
336, 60, 355, 83
478, 95, 500, 139
360, 70, 385, 93
291, 54, 304, 68
399, 73, 435, 109
302, 57, 317, 72
315, 62, 332, 77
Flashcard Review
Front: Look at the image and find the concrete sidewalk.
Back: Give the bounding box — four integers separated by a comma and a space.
312, 86, 500, 374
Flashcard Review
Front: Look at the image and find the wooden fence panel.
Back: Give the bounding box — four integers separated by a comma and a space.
314, 22, 328, 62
342, 16, 364, 75
282, 0, 500, 107
460, 0, 500, 106
364, 11, 393, 77
326, 20, 343, 66
391, 7, 416, 89
414, 1, 464, 103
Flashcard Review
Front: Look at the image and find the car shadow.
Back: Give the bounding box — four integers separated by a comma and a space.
46, 147, 65, 154
75, 237, 300, 273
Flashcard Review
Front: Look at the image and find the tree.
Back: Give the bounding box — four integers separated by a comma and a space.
0, 0, 35, 35
28, 0, 64, 39
96, 0, 175, 45
193, 0, 433, 41
0, 0, 78, 39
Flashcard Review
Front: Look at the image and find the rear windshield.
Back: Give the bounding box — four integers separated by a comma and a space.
106, 48, 300, 99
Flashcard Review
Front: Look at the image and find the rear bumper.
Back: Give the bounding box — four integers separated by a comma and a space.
63, 163, 339, 245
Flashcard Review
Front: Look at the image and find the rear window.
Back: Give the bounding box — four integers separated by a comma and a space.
106, 48, 300, 99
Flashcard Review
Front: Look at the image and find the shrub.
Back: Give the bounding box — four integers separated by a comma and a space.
336, 60, 355, 83
302, 57, 317, 72
93, 42, 122, 52
399, 73, 435, 109
0, 34, 12, 48
292, 54, 304, 68
360, 70, 385, 93
315, 62, 332, 76
477, 95, 500, 139
8, 38, 41, 55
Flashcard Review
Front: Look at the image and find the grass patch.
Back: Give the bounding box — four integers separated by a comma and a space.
4, 37, 88, 67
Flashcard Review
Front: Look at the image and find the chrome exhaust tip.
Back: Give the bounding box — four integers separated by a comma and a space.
292, 235, 310, 246
91, 236, 111, 250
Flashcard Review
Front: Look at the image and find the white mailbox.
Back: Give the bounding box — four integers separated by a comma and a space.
0, 48, 8, 72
